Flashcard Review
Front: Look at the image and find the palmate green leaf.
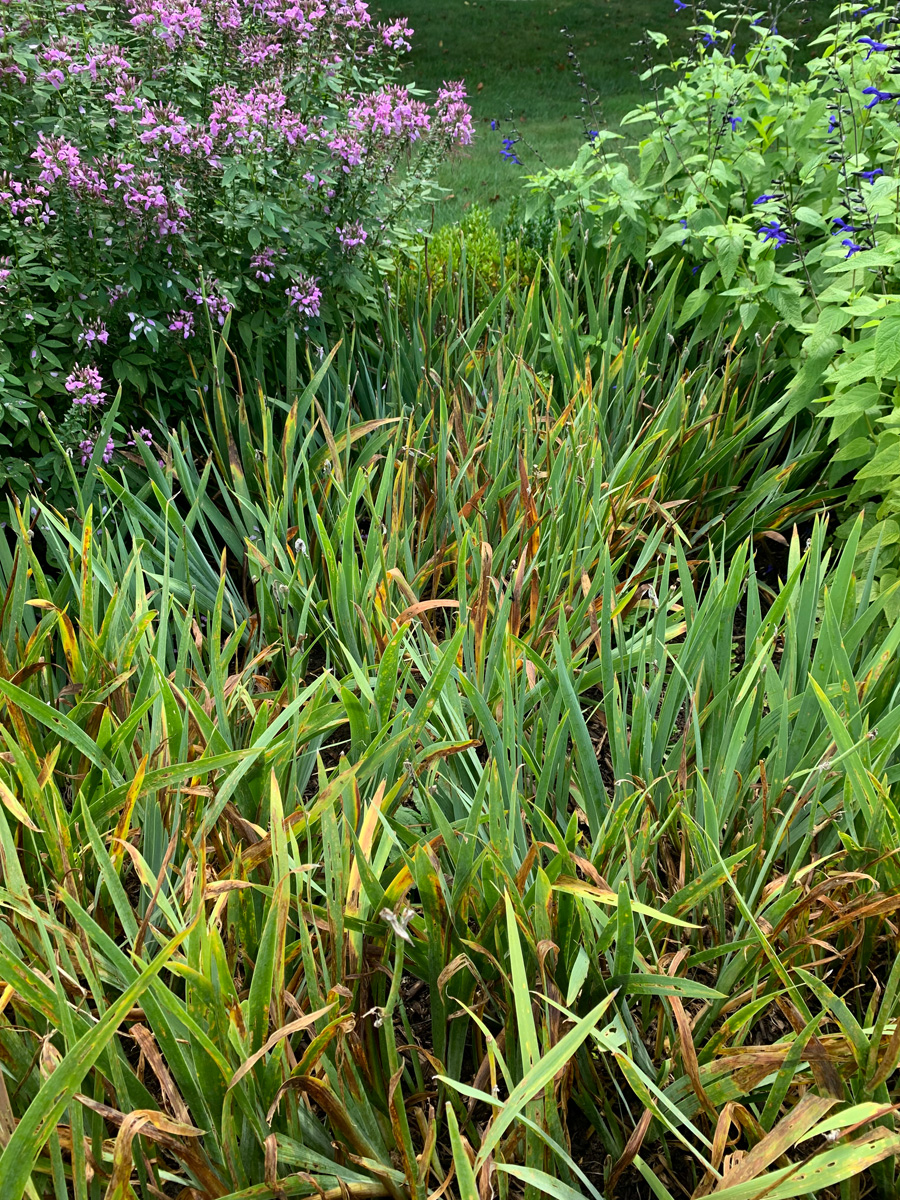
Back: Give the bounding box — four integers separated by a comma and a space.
0, 910, 199, 1196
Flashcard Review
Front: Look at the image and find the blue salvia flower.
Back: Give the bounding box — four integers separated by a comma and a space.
729, 115, 742, 131
829, 113, 839, 133
587, 130, 599, 141
501, 137, 523, 166
758, 220, 788, 247
862, 87, 894, 107
858, 167, 884, 182
490, 119, 498, 130
753, 194, 778, 205
673, 0, 688, 10
842, 239, 864, 257
851, 6, 876, 17
702, 32, 716, 47
859, 37, 890, 58
832, 218, 857, 233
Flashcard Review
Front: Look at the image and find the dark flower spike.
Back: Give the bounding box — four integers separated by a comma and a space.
859, 37, 890, 58
862, 87, 894, 107
842, 239, 864, 257
859, 168, 884, 182
759, 220, 788, 247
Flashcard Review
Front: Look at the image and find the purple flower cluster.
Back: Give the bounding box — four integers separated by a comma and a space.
285, 274, 322, 318
79, 435, 115, 465
77, 319, 109, 346
251, 245, 284, 282
65, 364, 107, 405
139, 103, 215, 159
190, 283, 233, 327
501, 136, 523, 166
349, 86, 432, 143
2, 0, 476, 456
378, 18, 413, 53
0, 172, 55, 225
168, 309, 195, 338
33, 134, 190, 242
758, 220, 788, 247
126, 0, 205, 48
435, 81, 474, 146
336, 221, 367, 251
126, 427, 154, 448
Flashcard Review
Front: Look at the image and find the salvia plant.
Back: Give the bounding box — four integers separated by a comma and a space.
0, 0, 472, 491
527, 0, 900, 616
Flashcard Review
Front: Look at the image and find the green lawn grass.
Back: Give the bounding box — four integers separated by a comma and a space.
373, 0, 687, 226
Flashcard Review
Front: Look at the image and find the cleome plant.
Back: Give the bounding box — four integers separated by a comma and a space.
0, 0, 472, 491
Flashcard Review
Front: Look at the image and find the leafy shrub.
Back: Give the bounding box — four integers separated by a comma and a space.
423, 204, 504, 302
401, 196, 555, 307
0, 0, 472, 491
528, 1, 900, 615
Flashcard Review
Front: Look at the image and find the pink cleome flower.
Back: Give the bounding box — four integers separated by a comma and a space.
377, 18, 412, 53
77, 319, 109, 346
250, 244, 284, 282
79, 436, 116, 465
168, 308, 195, 337
285, 273, 321, 318
189, 282, 233, 326
126, 0, 205, 48
435, 81, 473, 146
66, 364, 107, 406
349, 85, 431, 143
336, 220, 366, 251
